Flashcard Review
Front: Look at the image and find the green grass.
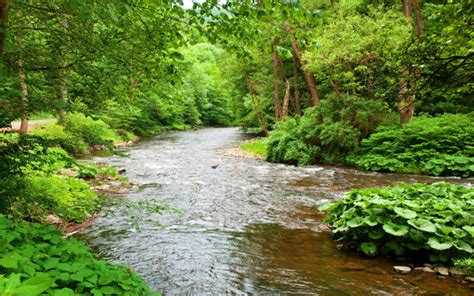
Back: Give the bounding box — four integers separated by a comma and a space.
240, 138, 268, 157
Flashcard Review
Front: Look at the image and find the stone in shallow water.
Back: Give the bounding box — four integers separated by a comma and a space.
435, 267, 449, 276
449, 267, 467, 276
422, 267, 436, 273
393, 266, 411, 274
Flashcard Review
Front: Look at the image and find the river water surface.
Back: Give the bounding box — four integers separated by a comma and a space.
84, 128, 473, 295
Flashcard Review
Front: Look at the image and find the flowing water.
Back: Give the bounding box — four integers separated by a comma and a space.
84, 128, 473, 295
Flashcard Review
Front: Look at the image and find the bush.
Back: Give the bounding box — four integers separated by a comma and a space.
351, 113, 474, 177
267, 95, 391, 165
64, 113, 121, 148
1, 175, 99, 223
0, 216, 159, 295
0, 137, 75, 178
320, 182, 474, 263
31, 122, 88, 155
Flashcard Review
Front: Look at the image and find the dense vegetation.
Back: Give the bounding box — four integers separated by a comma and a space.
321, 182, 473, 263
0, 0, 473, 292
0, 217, 158, 295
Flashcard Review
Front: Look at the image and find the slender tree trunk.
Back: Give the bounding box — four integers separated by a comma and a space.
272, 39, 282, 120
16, 11, 28, 133
399, 0, 415, 125
281, 79, 290, 118
0, 0, 8, 58
292, 53, 301, 115
244, 71, 268, 134
331, 79, 341, 98
368, 54, 376, 99
58, 16, 68, 120
18, 59, 28, 133
291, 38, 320, 106
398, 68, 409, 124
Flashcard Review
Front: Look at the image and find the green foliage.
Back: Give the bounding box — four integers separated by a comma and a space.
63, 113, 120, 148
267, 95, 391, 165
0, 136, 75, 178
320, 182, 474, 262
0, 216, 159, 295
240, 138, 268, 157
0, 175, 99, 223
351, 114, 474, 177
31, 123, 88, 155
454, 258, 474, 276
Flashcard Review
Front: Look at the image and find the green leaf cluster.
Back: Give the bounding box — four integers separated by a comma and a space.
321, 182, 474, 262
351, 113, 474, 177
0, 216, 159, 295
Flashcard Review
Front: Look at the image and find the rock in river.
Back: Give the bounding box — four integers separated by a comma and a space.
393, 266, 411, 274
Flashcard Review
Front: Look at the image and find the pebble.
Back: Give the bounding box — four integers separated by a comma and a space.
466, 277, 474, 283
393, 266, 411, 274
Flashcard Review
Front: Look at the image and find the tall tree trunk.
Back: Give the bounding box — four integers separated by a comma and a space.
291, 38, 320, 106
244, 71, 268, 134
0, 0, 8, 58
292, 53, 301, 115
399, 0, 416, 125
58, 16, 68, 120
281, 79, 290, 119
16, 11, 28, 133
413, 0, 423, 43
272, 39, 282, 120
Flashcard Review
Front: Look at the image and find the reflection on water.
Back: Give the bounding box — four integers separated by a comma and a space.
84, 128, 473, 295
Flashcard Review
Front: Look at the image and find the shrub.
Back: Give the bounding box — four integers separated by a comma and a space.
0, 216, 159, 295
64, 113, 121, 148
351, 113, 474, 177
0, 137, 75, 178
1, 175, 99, 223
31, 122, 88, 155
320, 182, 474, 262
267, 95, 391, 165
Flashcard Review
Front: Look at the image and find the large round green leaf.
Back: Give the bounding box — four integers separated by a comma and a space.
394, 207, 417, 219
407, 218, 436, 233
383, 222, 409, 236
427, 237, 453, 251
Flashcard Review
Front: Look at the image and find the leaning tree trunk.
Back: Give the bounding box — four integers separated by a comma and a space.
0, 0, 8, 58
272, 39, 282, 120
291, 38, 320, 106
281, 79, 291, 119
292, 53, 301, 115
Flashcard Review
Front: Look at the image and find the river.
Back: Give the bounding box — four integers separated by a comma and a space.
83, 128, 473, 295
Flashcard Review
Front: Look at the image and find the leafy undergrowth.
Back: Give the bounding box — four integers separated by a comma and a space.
0, 216, 159, 295
455, 258, 474, 276
31, 113, 122, 156
320, 182, 474, 263
240, 138, 268, 157
266, 95, 391, 165
350, 114, 474, 177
